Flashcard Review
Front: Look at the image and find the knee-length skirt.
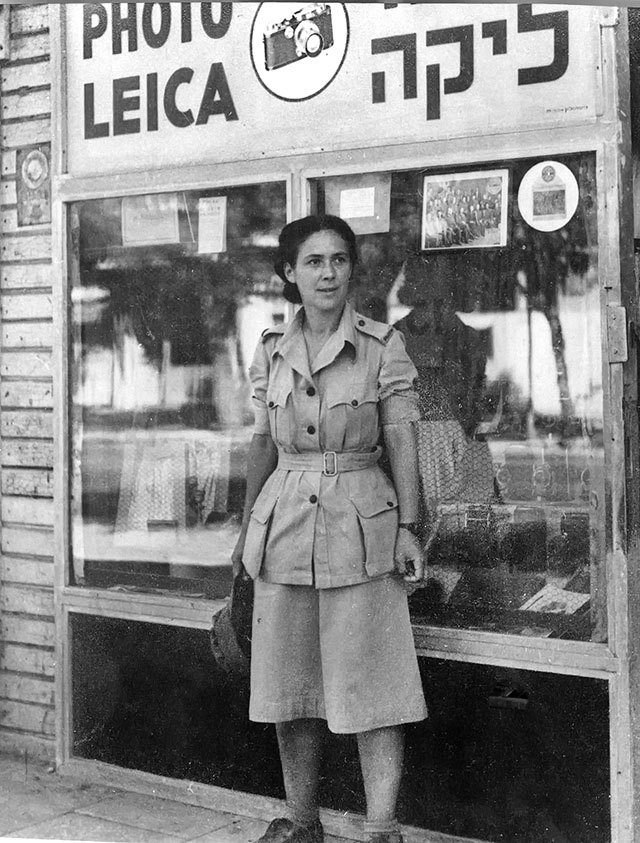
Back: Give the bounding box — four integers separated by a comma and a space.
249, 575, 428, 734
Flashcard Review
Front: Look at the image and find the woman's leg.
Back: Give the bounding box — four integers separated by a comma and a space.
277, 717, 324, 827
357, 725, 404, 838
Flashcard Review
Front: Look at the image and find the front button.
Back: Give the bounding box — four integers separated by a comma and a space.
307, 425, 316, 435
309, 495, 318, 504
306, 387, 316, 397
268, 401, 275, 408
387, 501, 394, 507
358, 319, 365, 327
351, 399, 359, 407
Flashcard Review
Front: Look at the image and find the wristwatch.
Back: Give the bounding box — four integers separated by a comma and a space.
398, 522, 421, 537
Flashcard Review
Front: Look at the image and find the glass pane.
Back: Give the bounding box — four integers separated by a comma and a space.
70, 183, 288, 596
310, 153, 604, 641
71, 613, 611, 843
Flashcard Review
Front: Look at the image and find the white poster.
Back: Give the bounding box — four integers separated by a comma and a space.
198, 196, 228, 254
339, 187, 376, 220
121, 193, 179, 245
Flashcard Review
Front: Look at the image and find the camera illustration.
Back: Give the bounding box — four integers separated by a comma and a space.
263, 3, 334, 71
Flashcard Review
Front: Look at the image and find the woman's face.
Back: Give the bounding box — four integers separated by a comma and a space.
285, 230, 352, 314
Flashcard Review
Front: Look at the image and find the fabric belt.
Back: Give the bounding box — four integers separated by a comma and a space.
277, 447, 381, 476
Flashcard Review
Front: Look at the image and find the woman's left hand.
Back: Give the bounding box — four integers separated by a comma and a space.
394, 529, 425, 583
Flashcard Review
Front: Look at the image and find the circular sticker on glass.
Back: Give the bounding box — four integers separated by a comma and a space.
250, 3, 349, 102
517, 161, 579, 232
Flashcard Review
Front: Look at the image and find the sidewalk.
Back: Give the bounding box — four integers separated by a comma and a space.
0, 753, 343, 843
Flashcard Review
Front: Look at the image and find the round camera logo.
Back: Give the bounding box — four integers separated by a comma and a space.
250, 3, 349, 102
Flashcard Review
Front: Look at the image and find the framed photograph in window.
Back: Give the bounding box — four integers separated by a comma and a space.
421, 168, 509, 250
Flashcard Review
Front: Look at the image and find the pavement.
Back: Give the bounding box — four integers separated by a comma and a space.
0, 753, 345, 843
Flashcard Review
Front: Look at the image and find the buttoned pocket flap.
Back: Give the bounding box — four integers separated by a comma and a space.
250, 491, 279, 524
244, 483, 282, 579
352, 490, 398, 518
266, 385, 291, 408
351, 485, 398, 578
326, 380, 377, 409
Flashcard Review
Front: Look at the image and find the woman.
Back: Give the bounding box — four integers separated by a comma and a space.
232, 215, 427, 843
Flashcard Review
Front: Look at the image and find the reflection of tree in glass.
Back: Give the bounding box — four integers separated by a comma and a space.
75, 185, 286, 427
511, 157, 596, 432
347, 173, 420, 319
347, 158, 597, 439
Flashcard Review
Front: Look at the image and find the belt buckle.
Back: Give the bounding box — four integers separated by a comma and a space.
322, 451, 338, 476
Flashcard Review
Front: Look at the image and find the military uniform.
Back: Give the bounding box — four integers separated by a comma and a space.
246, 302, 427, 732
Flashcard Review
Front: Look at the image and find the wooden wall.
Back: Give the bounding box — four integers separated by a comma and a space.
0, 2, 55, 761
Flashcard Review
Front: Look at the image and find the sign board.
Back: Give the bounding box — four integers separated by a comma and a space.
64, 3, 600, 177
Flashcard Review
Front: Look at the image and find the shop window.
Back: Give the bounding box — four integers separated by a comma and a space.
310, 152, 604, 642
69, 182, 287, 596
71, 614, 610, 843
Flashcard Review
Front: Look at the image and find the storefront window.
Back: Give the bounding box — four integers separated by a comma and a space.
69, 182, 288, 596
310, 152, 604, 641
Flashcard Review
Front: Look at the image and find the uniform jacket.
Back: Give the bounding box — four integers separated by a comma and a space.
243, 302, 419, 588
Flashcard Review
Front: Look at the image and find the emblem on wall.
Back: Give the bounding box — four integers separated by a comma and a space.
16, 144, 51, 226
250, 3, 349, 101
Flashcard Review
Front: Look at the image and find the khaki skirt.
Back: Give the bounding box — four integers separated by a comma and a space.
249, 575, 428, 734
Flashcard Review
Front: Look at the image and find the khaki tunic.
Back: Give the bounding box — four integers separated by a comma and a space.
243, 302, 420, 588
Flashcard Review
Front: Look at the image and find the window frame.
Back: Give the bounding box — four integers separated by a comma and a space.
55, 137, 619, 662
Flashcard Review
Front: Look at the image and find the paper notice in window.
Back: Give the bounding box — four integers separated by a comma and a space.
122, 193, 180, 245
340, 187, 376, 220
198, 196, 227, 254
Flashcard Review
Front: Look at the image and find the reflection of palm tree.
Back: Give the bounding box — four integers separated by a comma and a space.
512, 225, 585, 427
511, 159, 596, 431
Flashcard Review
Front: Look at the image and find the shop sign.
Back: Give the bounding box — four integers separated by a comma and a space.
64, 3, 600, 177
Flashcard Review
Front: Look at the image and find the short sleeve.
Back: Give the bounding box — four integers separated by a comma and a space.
248, 339, 271, 435
379, 329, 420, 424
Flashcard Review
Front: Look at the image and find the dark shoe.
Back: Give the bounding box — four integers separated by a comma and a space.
257, 817, 324, 843
368, 834, 403, 843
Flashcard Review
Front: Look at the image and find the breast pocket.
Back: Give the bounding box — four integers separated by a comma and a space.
266, 385, 292, 446
326, 380, 379, 450
351, 482, 398, 578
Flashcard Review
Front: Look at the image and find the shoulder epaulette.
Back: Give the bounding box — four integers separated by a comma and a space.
260, 324, 286, 343
354, 313, 395, 345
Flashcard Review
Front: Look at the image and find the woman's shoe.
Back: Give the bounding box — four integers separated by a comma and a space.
257, 817, 324, 843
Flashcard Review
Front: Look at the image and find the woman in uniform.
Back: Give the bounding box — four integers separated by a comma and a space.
232, 215, 427, 843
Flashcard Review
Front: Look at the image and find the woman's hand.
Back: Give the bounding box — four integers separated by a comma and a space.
394, 528, 425, 583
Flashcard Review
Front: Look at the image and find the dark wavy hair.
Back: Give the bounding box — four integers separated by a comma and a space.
274, 215, 358, 304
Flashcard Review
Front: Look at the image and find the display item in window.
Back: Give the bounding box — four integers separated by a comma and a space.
114, 436, 232, 545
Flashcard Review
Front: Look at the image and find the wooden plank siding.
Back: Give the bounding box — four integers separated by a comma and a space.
0, 4, 55, 760
0, 642, 54, 677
